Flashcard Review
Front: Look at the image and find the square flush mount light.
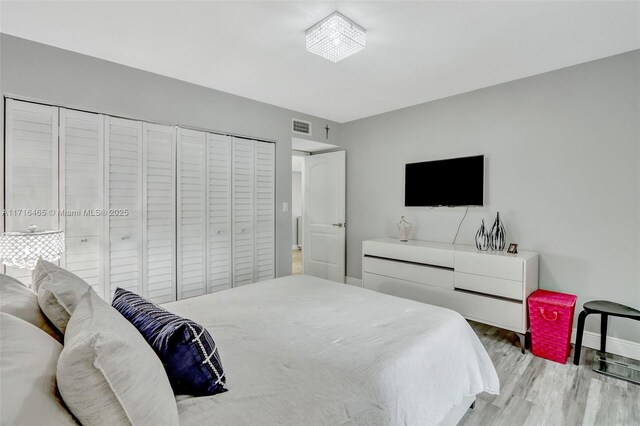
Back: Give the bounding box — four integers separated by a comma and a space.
306, 12, 366, 63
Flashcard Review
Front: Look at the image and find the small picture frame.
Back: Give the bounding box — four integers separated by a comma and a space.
507, 243, 518, 254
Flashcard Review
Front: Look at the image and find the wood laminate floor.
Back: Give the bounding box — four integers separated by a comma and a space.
292, 249, 302, 275
460, 321, 640, 426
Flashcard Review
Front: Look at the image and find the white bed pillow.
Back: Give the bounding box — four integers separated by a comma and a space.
0, 273, 63, 342
57, 291, 179, 426
32, 259, 93, 333
0, 312, 77, 425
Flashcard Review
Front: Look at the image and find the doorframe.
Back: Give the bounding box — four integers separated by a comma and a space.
292, 150, 309, 274
291, 139, 346, 279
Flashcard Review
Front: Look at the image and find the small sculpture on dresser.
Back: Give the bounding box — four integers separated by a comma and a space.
397, 216, 412, 242
489, 212, 506, 251
475, 219, 490, 251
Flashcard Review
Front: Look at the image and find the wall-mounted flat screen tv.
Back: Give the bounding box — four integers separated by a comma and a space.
405, 155, 484, 207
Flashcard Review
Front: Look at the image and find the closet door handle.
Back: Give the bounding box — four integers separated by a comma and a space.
332, 223, 346, 228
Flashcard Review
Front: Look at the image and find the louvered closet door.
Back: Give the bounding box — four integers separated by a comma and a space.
143, 123, 176, 303
60, 109, 106, 299
232, 138, 255, 286
206, 134, 232, 293
177, 129, 207, 299
105, 116, 143, 299
254, 142, 275, 281
4, 100, 59, 286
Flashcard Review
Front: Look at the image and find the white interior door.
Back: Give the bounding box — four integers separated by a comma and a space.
143, 123, 176, 303
206, 133, 232, 293
105, 116, 143, 299
303, 150, 346, 282
60, 108, 105, 299
232, 138, 255, 286
4, 100, 59, 286
177, 129, 207, 299
254, 142, 275, 282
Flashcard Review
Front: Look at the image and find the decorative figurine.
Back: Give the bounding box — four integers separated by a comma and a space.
397, 216, 412, 242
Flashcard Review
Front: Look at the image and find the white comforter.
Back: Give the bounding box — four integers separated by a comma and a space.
163, 275, 499, 425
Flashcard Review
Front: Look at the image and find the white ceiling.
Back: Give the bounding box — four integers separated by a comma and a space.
1, 1, 638, 123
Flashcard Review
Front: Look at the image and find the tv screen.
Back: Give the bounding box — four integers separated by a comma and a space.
405, 155, 484, 207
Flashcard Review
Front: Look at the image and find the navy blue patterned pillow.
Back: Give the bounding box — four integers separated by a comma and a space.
111, 288, 226, 396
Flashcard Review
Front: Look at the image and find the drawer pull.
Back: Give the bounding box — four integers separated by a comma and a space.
121, 236, 129, 240
80, 238, 88, 243
539, 308, 558, 321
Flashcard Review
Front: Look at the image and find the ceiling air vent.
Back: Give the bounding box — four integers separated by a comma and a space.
292, 119, 312, 135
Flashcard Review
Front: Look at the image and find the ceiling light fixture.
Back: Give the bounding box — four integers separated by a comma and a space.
306, 12, 366, 63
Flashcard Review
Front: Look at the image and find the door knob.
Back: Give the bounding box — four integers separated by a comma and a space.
332, 223, 346, 228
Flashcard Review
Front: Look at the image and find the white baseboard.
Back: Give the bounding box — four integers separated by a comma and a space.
346, 276, 363, 287
571, 328, 640, 361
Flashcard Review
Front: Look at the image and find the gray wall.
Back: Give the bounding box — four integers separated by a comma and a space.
0, 34, 341, 278
339, 50, 640, 342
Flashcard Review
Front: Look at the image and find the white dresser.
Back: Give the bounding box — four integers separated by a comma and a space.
362, 238, 538, 351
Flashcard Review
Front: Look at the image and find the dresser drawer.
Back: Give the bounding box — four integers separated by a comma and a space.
454, 272, 522, 301
363, 272, 456, 308
455, 251, 522, 281
362, 240, 454, 268
453, 290, 524, 332
363, 256, 453, 289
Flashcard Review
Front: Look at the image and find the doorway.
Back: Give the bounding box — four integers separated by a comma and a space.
291, 154, 305, 275
291, 138, 345, 282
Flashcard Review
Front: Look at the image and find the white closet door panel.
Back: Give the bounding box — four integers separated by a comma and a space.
105, 116, 143, 299
5, 100, 59, 231
65, 235, 101, 288
143, 123, 176, 303
4, 100, 59, 285
206, 134, 232, 293
177, 129, 207, 299
232, 138, 255, 286
60, 108, 105, 298
254, 142, 275, 281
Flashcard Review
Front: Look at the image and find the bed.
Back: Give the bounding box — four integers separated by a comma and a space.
163, 274, 499, 425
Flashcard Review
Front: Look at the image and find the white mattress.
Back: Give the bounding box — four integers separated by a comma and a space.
163, 275, 499, 425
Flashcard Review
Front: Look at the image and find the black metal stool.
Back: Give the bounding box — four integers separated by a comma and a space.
573, 300, 640, 365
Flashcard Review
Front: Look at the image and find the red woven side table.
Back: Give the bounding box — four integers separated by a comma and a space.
528, 290, 577, 364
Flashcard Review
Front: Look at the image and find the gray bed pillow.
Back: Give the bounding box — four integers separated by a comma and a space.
32, 259, 93, 333
0, 273, 63, 342
57, 291, 179, 426
0, 312, 77, 425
